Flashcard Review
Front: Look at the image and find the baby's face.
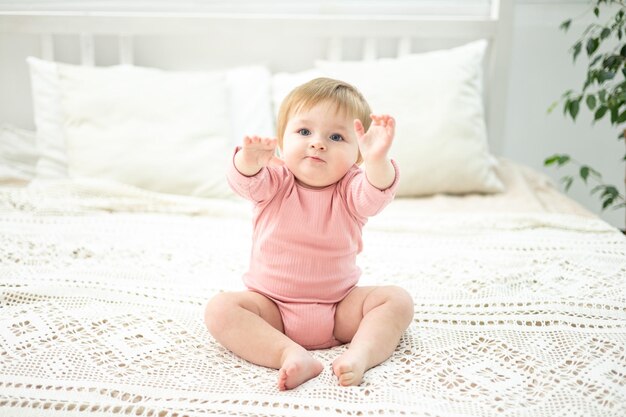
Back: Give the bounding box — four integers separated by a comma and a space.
281, 101, 360, 189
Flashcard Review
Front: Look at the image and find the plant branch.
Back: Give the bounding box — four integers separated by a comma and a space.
545, 154, 625, 210
549, 0, 626, 228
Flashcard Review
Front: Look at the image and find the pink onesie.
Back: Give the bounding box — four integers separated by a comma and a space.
227, 148, 399, 349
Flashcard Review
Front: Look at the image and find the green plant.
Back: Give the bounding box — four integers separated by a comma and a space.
545, 0, 625, 227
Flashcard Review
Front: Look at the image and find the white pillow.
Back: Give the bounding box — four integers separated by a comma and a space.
61, 63, 233, 197
29, 57, 66, 179
311, 40, 504, 196
27, 57, 274, 197
0, 124, 38, 182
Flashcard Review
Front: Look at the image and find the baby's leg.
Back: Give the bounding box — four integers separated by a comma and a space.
332, 286, 414, 386
204, 291, 323, 390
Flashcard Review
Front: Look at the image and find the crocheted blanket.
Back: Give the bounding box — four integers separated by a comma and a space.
0, 180, 625, 417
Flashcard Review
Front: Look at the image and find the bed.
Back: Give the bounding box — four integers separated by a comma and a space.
1, 2, 625, 416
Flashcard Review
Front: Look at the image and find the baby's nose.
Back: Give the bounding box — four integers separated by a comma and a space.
309, 138, 326, 150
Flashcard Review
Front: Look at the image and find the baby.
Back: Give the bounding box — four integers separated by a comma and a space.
205, 77, 414, 390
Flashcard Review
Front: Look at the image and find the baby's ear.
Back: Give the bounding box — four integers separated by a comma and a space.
354, 119, 365, 137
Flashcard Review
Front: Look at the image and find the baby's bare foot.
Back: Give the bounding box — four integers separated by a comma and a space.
278, 348, 323, 391
332, 349, 368, 386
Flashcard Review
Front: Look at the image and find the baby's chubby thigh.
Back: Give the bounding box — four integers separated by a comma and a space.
278, 301, 342, 350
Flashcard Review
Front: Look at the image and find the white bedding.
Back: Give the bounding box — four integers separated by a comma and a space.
0, 161, 624, 417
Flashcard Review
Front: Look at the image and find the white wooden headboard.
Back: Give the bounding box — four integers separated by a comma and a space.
0, 0, 513, 154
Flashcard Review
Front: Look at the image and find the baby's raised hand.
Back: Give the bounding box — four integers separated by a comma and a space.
240, 135, 284, 169
354, 115, 395, 163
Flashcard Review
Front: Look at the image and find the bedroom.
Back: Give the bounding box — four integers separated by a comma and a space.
0, 1, 624, 416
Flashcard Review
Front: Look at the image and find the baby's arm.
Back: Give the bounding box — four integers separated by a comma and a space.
354, 115, 396, 190
234, 135, 284, 176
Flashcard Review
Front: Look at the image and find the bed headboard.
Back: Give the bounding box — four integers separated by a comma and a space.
0, 0, 513, 154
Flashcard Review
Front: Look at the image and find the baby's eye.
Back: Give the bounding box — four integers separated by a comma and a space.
329, 133, 343, 142
298, 128, 311, 136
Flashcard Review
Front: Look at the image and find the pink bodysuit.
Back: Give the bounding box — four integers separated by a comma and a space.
227, 148, 399, 349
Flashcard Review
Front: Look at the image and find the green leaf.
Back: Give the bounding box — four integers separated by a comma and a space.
573, 42, 582, 62
599, 90, 607, 102
586, 38, 599, 56
562, 176, 574, 191
576, 165, 601, 182
588, 166, 602, 179
597, 70, 615, 82
608, 60, 621, 74
580, 166, 590, 182
586, 94, 597, 110
602, 197, 615, 210
594, 7, 599, 18
618, 110, 626, 123
590, 55, 603, 67
604, 185, 619, 197
568, 98, 580, 120
600, 27, 611, 39
621, 44, 626, 57
611, 106, 619, 123
545, 154, 571, 166
595, 105, 608, 120
603, 55, 619, 69
598, 188, 619, 211
547, 100, 559, 114
558, 155, 571, 166
560, 19, 572, 31
544, 155, 559, 166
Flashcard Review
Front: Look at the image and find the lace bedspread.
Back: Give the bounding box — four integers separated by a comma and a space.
0, 180, 625, 417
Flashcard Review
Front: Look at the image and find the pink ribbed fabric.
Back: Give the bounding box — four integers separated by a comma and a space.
274, 300, 342, 349
227, 148, 399, 306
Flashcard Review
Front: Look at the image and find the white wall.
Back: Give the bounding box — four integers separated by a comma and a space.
504, 1, 624, 229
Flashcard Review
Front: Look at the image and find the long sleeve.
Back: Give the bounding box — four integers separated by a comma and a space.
226, 146, 286, 204
342, 159, 400, 219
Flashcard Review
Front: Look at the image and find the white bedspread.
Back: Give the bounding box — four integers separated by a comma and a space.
0, 179, 625, 417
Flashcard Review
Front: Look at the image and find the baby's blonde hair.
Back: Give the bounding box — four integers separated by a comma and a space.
276, 77, 371, 165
